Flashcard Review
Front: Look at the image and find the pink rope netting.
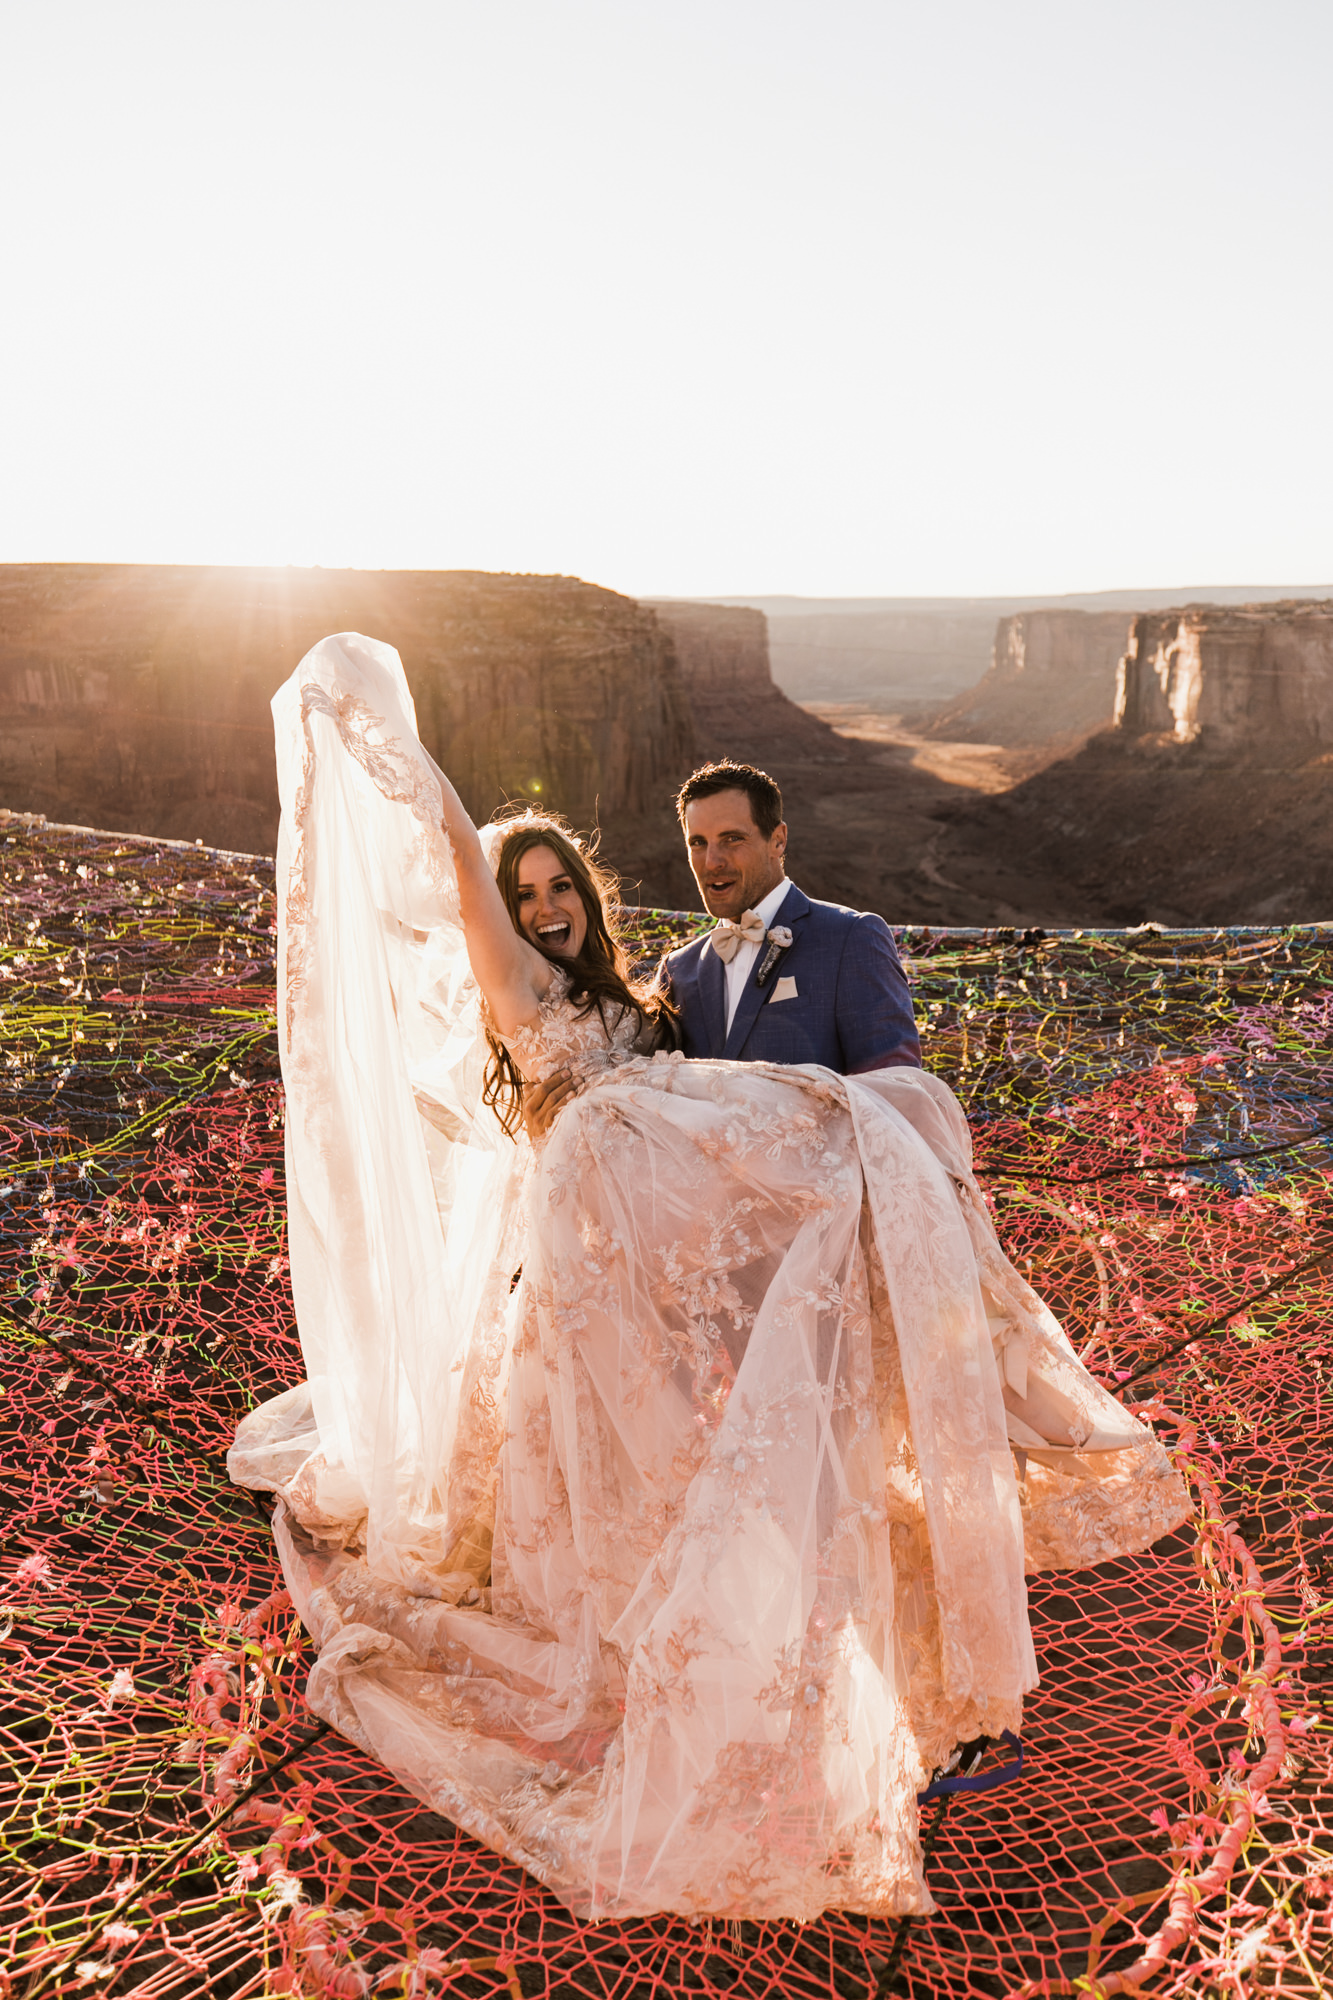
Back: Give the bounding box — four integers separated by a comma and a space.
2, 815, 1329, 1998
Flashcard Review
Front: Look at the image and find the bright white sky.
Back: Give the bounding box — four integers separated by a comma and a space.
2, 0, 1330, 597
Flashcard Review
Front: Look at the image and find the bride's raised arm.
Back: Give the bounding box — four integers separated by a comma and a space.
419, 746, 555, 1033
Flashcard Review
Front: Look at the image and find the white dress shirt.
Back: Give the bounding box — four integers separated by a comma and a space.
722, 878, 792, 1034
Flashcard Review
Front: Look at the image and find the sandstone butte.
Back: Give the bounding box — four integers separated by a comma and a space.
1116, 600, 1333, 750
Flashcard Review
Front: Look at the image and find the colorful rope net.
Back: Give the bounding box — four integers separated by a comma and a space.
1, 811, 1330, 2000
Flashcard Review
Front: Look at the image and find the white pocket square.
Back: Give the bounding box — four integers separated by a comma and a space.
769, 975, 799, 1004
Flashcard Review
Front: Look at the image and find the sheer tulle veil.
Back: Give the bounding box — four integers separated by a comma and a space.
234, 633, 528, 1594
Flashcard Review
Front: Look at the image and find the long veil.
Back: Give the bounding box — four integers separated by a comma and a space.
228, 633, 527, 1595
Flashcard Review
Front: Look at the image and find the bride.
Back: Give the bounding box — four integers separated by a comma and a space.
229, 632, 1189, 1923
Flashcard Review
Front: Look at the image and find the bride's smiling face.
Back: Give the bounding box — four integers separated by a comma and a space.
514, 843, 589, 959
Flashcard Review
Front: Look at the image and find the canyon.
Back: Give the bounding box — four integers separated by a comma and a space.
921, 598, 1333, 925
922, 608, 1134, 751
2, 567, 1332, 925
0, 564, 859, 914
708, 585, 1333, 713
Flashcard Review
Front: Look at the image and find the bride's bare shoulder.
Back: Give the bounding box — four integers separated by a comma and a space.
485, 960, 566, 1041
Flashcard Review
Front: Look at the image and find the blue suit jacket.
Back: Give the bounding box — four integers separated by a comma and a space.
665, 884, 922, 1072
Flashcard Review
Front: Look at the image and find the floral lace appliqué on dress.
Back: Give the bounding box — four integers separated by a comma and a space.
497, 965, 650, 1094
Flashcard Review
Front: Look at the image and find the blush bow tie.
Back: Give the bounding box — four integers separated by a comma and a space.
710, 910, 769, 962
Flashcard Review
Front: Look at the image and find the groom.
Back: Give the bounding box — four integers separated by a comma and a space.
666, 760, 921, 1070
524, 760, 921, 1136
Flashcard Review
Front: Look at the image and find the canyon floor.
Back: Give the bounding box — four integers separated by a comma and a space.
775, 703, 1088, 927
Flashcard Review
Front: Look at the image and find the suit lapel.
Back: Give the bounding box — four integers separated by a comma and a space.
698, 939, 727, 1057
721, 885, 811, 1061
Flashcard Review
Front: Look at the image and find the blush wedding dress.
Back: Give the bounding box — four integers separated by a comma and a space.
228, 634, 1190, 1922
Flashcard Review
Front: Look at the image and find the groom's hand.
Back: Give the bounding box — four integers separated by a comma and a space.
522, 1069, 576, 1141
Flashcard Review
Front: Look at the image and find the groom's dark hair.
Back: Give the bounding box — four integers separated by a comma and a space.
675, 761, 784, 839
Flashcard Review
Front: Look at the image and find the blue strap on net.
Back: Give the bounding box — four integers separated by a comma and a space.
917, 1730, 1024, 1803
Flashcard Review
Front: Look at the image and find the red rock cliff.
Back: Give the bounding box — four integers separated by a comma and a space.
0, 565, 694, 854
644, 601, 772, 699
642, 598, 846, 765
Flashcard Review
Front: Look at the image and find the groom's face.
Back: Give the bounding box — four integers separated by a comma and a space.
684, 789, 788, 921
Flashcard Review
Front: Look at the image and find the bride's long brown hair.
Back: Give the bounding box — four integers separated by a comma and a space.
483, 811, 680, 1137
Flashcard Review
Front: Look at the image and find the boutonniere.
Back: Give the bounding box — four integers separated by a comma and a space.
755, 924, 794, 988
